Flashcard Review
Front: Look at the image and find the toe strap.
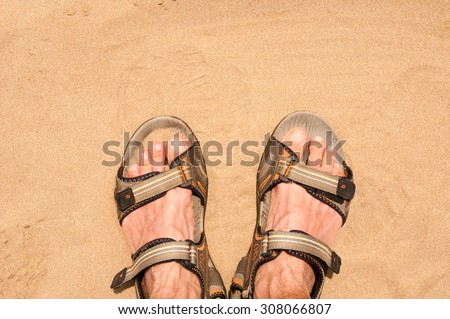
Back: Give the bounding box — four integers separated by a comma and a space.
258, 137, 355, 225
277, 156, 355, 201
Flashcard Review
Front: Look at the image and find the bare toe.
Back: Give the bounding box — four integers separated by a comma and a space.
332, 157, 345, 177
322, 144, 345, 176
284, 128, 308, 160
149, 142, 165, 172
308, 136, 325, 168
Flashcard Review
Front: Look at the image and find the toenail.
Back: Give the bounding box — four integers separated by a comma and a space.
293, 131, 306, 139
154, 143, 162, 151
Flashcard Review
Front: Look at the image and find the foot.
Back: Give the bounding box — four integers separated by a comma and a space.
121, 135, 201, 298
254, 129, 345, 298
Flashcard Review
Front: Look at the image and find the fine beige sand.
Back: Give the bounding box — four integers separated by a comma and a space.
1, 1, 449, 298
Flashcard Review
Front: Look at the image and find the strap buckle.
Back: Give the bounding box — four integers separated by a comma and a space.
188, 243, 198, 267
260, 233, 270, 257
115, 188, 135, 211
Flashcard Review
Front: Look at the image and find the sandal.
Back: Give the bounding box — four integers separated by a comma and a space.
110, 116, 226, 299
229, 111, 355, 299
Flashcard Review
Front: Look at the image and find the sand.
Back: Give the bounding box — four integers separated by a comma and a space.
0, 0, 449, 298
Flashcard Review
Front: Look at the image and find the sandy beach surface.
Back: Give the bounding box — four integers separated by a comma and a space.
1, 0, 449, 298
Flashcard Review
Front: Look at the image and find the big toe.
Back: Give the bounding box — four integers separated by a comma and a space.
127, 142, 165, 178
148, 141, 166, 173
281, 128, 308, 161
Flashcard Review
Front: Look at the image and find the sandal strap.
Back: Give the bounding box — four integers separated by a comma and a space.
258, 137, 354, 225
111, 240, 196, 289
265, 230, 341, 273
277, 156, 355, 201
115, 165, 192, 220
230, 230, 339, 299
115, 142, 208, 225
111, 236, 227, 299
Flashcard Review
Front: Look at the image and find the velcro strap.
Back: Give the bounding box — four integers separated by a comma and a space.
111, 241, 197, 289
264, 230, 341, 274
116, 166, 193, 211
277, 157, 355, 200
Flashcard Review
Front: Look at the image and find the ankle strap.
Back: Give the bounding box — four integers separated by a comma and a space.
111, 239, 197, 289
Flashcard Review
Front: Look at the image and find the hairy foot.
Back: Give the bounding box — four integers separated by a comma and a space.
121, 136, 201, 298
254, 129, 344, 298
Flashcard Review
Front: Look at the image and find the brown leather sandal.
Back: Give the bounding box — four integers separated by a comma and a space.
229, 111, 355, 299
111, 116, 226, 299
